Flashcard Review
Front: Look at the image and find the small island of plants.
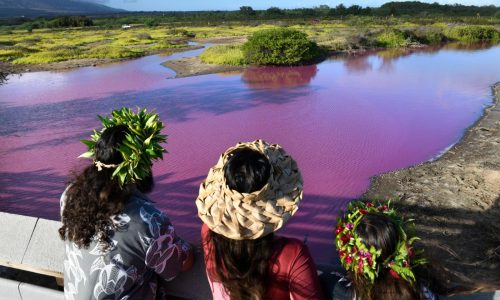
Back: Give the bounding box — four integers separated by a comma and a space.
200, 28, 322, 66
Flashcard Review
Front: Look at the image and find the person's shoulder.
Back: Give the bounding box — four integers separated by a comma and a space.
119, 191, 169, 230
124, 191, 161, 215
277, 236, 306, 249
274, 236, 309, 258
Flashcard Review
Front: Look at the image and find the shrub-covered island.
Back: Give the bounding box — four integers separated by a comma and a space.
200, 28, 322, 66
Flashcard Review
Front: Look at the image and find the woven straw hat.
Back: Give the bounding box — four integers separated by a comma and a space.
196, 140, 303, 240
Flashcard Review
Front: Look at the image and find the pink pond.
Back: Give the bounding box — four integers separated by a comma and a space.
0, 43, 499, 263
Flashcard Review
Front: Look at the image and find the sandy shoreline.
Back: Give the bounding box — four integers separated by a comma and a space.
364, 83, 500, 292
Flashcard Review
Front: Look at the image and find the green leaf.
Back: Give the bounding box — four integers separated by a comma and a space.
80, 139, 95, 148
78, 151, 94, 158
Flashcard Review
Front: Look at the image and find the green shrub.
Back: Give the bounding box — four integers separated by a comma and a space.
242, 28, 320, 66
14, 47, 81, 64
0, 47, 34, 61
150, 41, 186, 51
375, 29, 411, 47
413, 28, 446, 44
445, 26, 500, 42
82, 46, 144, 59
200, 44, 246, 65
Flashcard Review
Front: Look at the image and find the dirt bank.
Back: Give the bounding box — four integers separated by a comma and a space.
363, 83, 500, 292
162, 57, 244, 78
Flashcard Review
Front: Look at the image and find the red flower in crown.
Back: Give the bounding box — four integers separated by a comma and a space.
358, 261, 364, 273
345, 255, 353, 264
389, 269, 401, 280
336, 226, 343, 235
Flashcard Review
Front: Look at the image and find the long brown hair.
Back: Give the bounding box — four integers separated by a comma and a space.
208, 149, 274, 300
59, 125, 152, 249
351, 213, 426, 300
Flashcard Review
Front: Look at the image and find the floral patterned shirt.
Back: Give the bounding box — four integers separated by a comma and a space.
61, 188, 191, 300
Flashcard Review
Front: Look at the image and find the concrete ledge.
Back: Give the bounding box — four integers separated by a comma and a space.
19, 281, 64, 299
22, 218, 64, 278
0, 213, 38, 267
0, 277, 22, 300
0, 212, 63, 278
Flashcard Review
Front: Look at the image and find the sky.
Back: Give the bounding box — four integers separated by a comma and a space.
88, 0, 500, 11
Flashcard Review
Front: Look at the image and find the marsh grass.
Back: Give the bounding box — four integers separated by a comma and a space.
200, 44, 246, 65
1, 19, 499, 65
375, 29, 412, 48
445, 25, 500, 41
0, 27, 193, 64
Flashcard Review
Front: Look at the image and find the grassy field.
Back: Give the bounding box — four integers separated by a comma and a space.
0, 18, 499, 65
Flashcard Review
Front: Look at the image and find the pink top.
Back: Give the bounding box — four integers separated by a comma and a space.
201, 224, 325, 300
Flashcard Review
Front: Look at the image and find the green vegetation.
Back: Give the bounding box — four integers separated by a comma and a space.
445, 25, 500, 41
242, 28, 321, 65
0, 26, 194, 64
200, 44, 246, 65
0, 4, 499, 66
375, 29, 412, 47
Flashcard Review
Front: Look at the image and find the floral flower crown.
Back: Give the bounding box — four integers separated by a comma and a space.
79, 107, 167, 186
335, 200, 426, 284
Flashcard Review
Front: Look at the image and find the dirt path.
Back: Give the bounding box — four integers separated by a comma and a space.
363, 83, 500, 292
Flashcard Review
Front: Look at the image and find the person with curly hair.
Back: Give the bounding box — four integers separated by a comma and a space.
59, 108, 194, 300
196, 140, 325, 300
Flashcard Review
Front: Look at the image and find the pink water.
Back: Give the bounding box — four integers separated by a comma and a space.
0, 43, 499, 263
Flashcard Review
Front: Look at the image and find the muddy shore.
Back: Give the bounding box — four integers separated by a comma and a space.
364, 83, 500, 292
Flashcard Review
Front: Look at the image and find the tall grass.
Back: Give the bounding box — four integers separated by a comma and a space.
1, 20, 499, 65
375, 29, 412, 48
445, 25, 500, 41
200, 44, 247, 65
14, 47, 81, 64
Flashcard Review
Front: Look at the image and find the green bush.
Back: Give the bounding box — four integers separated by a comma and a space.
200, 44, 246, 65
413, 28, 446, 44
375, 29, 412, 47
445, 26, 500, 42
242, 28, 320, 66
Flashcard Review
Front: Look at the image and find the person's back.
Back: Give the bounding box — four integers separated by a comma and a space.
62, 190, 190, 299
196, 140, 325, 300
59, 108, 193, 299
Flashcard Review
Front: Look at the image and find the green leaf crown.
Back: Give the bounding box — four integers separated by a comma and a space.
79, 107, 167, 186
335, 200, 426, 284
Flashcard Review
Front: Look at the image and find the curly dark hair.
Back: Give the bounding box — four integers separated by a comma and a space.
58, 125, 152, 249
207, 149, 275, 300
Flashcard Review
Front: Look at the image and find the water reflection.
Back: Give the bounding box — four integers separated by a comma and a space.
343, 41, 499, 74
0, 71, 8, 85
242, 65, 318, 89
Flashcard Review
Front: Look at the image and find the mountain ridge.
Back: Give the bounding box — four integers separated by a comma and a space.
0, 0, 125, 17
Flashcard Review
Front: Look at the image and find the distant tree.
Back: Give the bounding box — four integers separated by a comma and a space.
48, 16, 93, 28
266, 7, 284, 18
239, 6, 255, 16
347, 5, 363, 15
334, 4, 347, 16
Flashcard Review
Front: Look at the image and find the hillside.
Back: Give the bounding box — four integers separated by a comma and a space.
0, 0, 124, 18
